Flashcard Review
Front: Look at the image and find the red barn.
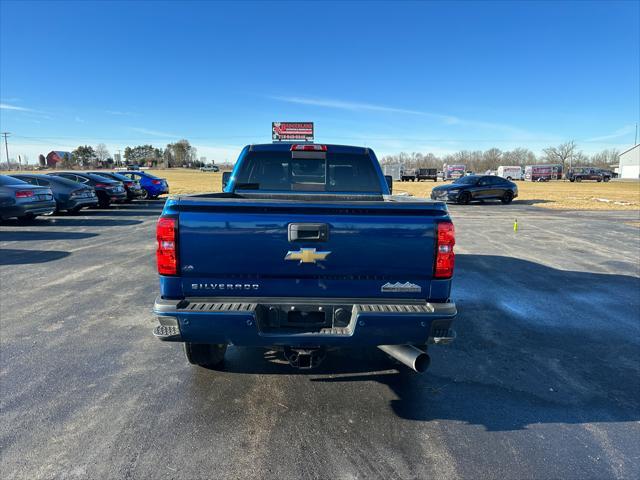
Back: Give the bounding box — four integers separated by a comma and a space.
46, 151, 72, 168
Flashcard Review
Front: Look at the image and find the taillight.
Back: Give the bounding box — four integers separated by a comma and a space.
156, 217, 177, 275
152, 179, 162, 185
290, 144, 327, 152
125, 181, 133, 187
434, 221, 455, 279
15, 190, 34, 198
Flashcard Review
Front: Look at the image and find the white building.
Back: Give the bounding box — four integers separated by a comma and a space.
618, 144, 639, 179
382, 164, 402, 181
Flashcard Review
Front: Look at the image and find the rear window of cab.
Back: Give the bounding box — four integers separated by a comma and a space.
234, 151, 382, 193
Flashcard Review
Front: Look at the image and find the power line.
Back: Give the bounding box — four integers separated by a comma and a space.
1, 132, 11, 165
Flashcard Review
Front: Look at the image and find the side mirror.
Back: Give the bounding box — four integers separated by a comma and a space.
222, 171, 231, 191
384, 175, 393, 194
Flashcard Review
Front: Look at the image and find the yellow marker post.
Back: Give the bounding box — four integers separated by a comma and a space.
513, 218, 518, 232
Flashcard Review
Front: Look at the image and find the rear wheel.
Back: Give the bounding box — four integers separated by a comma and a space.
501, 191, 514, 204
458, 191, 471, 205
576, 177, 582, 182
139, 189, 149, 199
184, 343, 227, 368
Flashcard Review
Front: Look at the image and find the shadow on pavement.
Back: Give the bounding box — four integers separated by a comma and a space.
200, 254, 640, 431
32, 218, 143, 227
0, 230, 99, 242
82, 208, 162, 217
0, 248, 70, 265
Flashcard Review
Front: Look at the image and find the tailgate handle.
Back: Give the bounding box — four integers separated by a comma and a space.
288, 223, 329, 242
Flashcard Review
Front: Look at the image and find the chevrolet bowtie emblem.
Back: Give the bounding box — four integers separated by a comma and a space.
285, 248, 331, 264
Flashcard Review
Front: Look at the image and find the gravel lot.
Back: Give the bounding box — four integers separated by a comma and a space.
1, 200, 639, 479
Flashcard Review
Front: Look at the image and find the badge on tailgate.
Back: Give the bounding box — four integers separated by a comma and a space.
381, 282, 422, 293
285, 248, 331, 264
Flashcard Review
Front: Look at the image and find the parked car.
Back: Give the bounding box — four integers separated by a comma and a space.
400, 168, 417, 181
88, 171, 145, 201
152, 143, 457, 372
0, 174, 56, 220
47, 172, 126, 208
200, 165, 219, 172
118, 171, 169, 199
9, 173, 97, 213
416, 168, 438, 181
431, 174, 518, 204
566, 167, 607, 182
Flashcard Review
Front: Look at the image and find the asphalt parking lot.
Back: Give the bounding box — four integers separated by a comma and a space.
1, 201, 639, 479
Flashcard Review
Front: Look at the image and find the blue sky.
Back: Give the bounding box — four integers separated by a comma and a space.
1, 0, 638, 163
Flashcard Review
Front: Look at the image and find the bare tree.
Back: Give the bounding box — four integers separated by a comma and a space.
95, 143, 110, 166
503, 148, 537, 165
542, 141, 577, 172
571, 151, 590, 166
590, 149, 620, 168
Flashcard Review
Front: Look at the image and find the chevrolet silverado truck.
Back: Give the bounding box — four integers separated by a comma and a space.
152, 143, 457, 372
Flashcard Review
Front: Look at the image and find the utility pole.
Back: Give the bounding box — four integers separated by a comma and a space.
1, 132, 10, 166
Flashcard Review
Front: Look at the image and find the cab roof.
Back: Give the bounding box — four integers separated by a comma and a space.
248, 143, 370, 155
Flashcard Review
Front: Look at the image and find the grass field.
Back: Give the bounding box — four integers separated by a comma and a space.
151, 169, 639, 211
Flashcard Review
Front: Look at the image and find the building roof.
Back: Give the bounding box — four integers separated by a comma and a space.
619, 144, 639, 156
47, 151, 72, 158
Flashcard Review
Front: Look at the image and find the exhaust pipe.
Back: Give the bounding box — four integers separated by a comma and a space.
378, 344, 431, 373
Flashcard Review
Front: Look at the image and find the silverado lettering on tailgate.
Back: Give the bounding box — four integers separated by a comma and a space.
191, 283, 260, 290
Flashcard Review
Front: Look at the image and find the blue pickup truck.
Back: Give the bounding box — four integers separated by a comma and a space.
153, 143, 457, 371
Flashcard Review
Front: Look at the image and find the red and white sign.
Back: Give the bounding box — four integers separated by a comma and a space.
272, 122, 314, 142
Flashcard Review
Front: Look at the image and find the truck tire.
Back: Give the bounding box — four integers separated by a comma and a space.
184, 342, 227, 368
576, 177, 582, 182
570, 178, 575, 182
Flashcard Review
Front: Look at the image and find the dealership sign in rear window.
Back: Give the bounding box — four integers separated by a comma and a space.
272, 122, 314, 142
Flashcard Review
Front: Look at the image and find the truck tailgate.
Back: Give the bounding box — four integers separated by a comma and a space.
172, 196, 450, 299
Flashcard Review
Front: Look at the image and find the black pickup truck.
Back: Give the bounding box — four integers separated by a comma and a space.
566, 167, 608, 182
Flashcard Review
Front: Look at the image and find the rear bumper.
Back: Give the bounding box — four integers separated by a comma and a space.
0, 200, 56, 219
152, 296, 456, 347
126, 188, 145, 199
65, 197, 98, 210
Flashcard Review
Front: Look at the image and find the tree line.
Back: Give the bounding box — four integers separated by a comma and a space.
35, 139, 210, 169
380, 141, 621, 174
